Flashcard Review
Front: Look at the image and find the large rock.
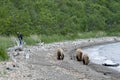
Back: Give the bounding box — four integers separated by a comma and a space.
102, 60, 119, 67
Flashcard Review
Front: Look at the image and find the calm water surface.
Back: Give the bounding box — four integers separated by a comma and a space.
83, 42, 120, 71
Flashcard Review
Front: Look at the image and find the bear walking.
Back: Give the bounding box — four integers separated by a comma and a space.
82, 53, 89, 65
76, 48, 83, 61
56, 48, 64, 60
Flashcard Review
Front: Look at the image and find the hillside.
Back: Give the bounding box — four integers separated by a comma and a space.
0, 0, 120, 36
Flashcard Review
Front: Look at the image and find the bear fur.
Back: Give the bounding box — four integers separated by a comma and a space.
76, 48, 83, 61
82, 53, 89, 65
56, 48, 64, 60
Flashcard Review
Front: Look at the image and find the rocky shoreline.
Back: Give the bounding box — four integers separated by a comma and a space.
0, 37, 120, 80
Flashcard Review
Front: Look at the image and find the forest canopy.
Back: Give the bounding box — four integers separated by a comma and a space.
0, 0, 120, 36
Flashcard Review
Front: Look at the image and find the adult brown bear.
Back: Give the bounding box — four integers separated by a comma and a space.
76, 48, 83, 61
56, 48, 64, 60
82, 53, 89, 65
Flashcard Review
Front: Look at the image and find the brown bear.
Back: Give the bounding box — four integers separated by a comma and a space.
56, 48, 64, 60
82, 53, 89, 65
76, 48, 83, 61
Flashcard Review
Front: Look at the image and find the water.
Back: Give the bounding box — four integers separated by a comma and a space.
83, 42, 120, 71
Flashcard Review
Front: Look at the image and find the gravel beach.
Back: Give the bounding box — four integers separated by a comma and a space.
0, 37, 120, 80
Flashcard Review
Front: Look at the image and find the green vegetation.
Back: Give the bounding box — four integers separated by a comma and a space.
0, 46, 9, 61
40, 31, 106, 43
0, 36, 18, 61
0, 0, 120, 60
24, 35, 41, 45
0, 0, 120, 36
0, 36, 11, 61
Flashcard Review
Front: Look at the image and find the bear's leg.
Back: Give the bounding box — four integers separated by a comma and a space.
60, 54, 64, 60
76, 56, 80, 61
57, 56, 60, 60
83, 59, 86, 65
57, 53, 61, 60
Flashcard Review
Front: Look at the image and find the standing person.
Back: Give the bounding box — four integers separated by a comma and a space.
17, 32, 23, 46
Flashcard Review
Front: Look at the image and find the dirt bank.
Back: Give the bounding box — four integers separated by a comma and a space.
0, 37, 120, 80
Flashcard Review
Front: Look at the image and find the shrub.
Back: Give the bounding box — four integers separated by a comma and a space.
0, 45, 9, 61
